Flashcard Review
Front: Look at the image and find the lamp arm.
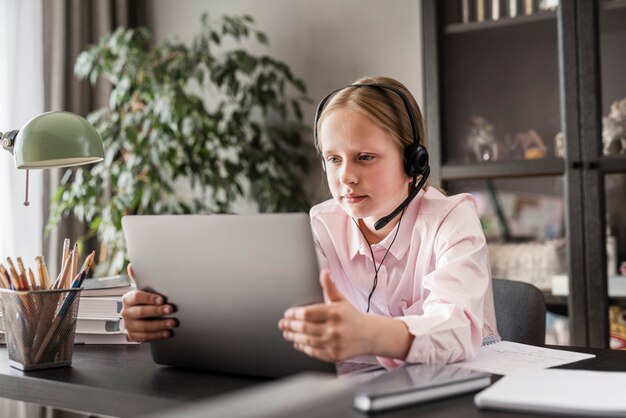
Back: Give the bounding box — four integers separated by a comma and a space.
1, 129, 19, 154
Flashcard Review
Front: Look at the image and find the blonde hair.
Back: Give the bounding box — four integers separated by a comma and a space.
315, 76, 426, 154
316, 76, 428, 189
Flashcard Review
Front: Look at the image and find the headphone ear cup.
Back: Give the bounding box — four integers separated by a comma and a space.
404, 144, 429, 177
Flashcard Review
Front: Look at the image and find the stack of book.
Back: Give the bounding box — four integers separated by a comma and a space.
75, 275, 137, 344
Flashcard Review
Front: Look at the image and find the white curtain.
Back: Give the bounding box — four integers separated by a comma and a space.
0, 0, 44, 264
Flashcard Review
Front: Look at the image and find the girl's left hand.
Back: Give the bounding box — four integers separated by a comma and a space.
278, 270, 374, 362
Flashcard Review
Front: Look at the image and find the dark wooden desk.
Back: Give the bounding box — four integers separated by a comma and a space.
0, 344, 263, 417
1, 344, 625, 418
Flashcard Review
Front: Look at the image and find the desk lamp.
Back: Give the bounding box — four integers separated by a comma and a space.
1, 111, 104, 205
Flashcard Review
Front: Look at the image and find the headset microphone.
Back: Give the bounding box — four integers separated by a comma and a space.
374, 166, 429, 231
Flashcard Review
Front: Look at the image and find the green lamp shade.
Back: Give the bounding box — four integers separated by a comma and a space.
14, 111, 104, 169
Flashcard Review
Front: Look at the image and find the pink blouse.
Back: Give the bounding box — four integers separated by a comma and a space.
310, 186, 499, 366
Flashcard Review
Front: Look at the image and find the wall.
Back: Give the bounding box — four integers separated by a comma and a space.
145, 0, 423, 204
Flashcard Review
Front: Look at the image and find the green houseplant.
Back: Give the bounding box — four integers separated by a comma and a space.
47, 14, 312, 275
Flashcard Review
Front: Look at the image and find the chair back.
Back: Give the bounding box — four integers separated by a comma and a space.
492, 278, 546, 346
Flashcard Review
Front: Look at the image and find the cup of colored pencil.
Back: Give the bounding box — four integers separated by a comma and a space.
0, 239, 95, 371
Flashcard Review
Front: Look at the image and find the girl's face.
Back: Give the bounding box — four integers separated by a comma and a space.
319, 108, 411, 232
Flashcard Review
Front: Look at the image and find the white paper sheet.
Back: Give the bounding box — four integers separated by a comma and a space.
458, 341, 595, 375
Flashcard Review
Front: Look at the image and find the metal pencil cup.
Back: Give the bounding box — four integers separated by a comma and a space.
0, 288, 82, 371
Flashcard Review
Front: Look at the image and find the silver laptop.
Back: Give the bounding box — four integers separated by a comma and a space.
122, 213, 336, 378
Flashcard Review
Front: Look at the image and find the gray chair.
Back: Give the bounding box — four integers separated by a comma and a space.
492, 278, 546, 346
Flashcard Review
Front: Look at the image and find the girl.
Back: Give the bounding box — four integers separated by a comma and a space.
277, 76, 498, 366
122, 76, 498, 367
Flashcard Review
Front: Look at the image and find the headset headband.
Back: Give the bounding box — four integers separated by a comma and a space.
313, 83, 421, 151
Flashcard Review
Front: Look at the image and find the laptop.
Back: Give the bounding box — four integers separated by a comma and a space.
121, 213, 337, 378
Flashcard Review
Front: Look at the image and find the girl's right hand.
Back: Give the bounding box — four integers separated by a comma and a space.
121, 264, 176, 342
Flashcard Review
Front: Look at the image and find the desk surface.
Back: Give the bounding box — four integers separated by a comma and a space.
1, 344, 625, 418
0, 344, 263, 417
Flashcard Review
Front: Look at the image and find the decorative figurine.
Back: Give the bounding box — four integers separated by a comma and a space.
467, 116, 498, 162
554, 131, 564, 158
512, 129, 547, 160
603, 98, 626, 156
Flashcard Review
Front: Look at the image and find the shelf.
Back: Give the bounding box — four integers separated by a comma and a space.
602, 0, 626, 11
601, 1, 626, 32
445, 11, 556, 34
441, 158, 565, 181
544, 292, 567, 306
609, 298, 626, 307
444, 0, 626, 35
599, 155, 626, 173
547, 296, 626, 307
443, 0, 624, 36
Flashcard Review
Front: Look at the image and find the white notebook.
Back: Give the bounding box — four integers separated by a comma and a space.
475, 369, 626, 416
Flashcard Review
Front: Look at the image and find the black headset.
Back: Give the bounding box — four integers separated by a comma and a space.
313, 83, 430, 230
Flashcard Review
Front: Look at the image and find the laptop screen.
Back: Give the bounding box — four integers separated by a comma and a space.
122, 213, 336, 378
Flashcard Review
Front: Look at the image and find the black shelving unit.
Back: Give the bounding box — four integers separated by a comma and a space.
445, 11, 556, 34
423, 0, 626, 348
441, 159, 565, 181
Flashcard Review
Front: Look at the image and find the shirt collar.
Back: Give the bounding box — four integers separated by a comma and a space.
347, 189, 424, 260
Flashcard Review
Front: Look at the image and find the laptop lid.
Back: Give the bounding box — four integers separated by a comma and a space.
121, 213, 336, 378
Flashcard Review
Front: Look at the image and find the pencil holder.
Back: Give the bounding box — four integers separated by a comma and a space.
0, 288, 82, 371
